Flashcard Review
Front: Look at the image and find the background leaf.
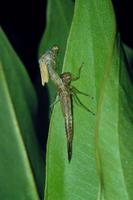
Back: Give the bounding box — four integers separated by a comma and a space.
41, 0, 133, 200
123, 43, 133, 81
39, 0, 74, 103
0, 28, 44, 199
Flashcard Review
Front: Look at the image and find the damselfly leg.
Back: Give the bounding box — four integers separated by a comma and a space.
71, 63, 94, 99
71, 63, 84, 81
71, 86, 94, 99
71, 90, 95, 115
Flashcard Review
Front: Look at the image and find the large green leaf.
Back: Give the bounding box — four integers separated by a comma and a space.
41, 0, 133, 200
39, 0, 74, 103
0, 28, 44, 199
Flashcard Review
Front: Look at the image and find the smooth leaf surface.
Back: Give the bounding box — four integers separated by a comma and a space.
39, 0, 74, 103
41, 0, 133, 200
0, 28, 44, 199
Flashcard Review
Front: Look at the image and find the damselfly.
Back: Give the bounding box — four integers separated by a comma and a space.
39, 45, 94, 162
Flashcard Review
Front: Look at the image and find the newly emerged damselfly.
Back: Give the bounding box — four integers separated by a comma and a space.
39, 45, 94, 162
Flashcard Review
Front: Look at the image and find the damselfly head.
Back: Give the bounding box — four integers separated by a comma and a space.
60, 72, 72, 86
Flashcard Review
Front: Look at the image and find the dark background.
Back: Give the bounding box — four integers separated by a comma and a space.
1, 0, 133, 81
1, 0, 133, 154
1, 0, 47, 81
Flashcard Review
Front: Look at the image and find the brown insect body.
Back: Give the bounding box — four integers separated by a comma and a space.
58, 72, 73, 162
39, 45, 94, 162
39, 46, 73, 161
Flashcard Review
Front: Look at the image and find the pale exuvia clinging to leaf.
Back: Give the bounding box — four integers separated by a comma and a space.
39, 57, 49, 86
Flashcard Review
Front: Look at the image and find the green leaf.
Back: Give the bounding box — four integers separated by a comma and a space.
43, 0, 133, 200
39, 0, 74, 103
0, 28, 44, 199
